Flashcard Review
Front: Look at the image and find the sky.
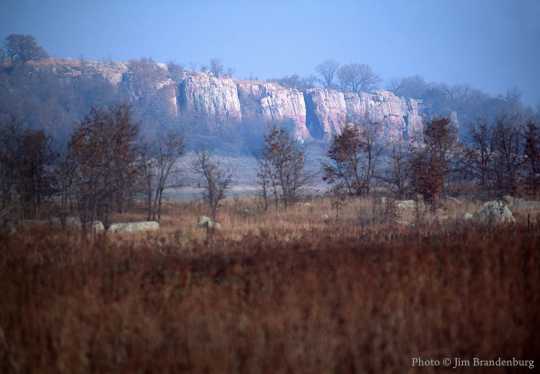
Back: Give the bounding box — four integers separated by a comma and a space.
1, 0, 539, 105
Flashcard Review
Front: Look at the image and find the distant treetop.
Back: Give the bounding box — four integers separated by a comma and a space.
4, 34, 49, 63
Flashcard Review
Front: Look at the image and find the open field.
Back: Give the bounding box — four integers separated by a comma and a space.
1, 197, 540, 373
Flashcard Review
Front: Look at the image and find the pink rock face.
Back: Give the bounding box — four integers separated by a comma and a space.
178, 73, 242, 122
306, 88, 423, 142
156, 81, 178, 117
28, 58, 129, 86
237, 81, 309, 140
304, 89, 347, 140
24, 60, 424, 143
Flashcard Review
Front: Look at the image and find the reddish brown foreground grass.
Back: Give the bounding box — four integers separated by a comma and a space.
1, 223, 539, 373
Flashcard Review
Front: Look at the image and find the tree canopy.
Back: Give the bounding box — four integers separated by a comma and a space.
4, 34, 48, 63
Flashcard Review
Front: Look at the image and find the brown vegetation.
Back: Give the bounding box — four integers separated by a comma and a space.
1, 197, 539, 373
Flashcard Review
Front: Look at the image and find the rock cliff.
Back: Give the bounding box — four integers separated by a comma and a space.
23, 59, 424, 142
236, 80, 309, 139
179, 73, 241, 122
305, 89, 423, 141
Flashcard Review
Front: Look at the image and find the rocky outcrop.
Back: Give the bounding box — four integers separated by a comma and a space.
23, 59, 424, 143
179, 73, 242, 122
237, 81, 309, 139
472, 201, 515, 225
120, 65, 179, 117
305, 88, 423, 141
304, 89, 347, 139
29, 58, 128, 86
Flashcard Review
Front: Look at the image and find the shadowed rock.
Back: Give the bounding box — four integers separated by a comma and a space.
197, 216, 222, 230
473, 201, 515, 225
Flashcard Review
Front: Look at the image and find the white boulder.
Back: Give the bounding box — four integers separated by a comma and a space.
473, 201, 515, 225
197, 216, 222, 230
109, 221, 159, 233
396, 200, 416, 210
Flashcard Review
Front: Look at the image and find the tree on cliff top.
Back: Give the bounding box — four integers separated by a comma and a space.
4, 34, 48, 63
315, 60, 340, 89
337, 63, 381, 93
209, 58, 224, 77
271, 74, 317, 91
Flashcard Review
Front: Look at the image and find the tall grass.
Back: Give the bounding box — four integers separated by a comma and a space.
1, 199, 539, 373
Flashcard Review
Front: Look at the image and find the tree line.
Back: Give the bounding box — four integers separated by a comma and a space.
1, 101, 539, 231
0, 104, 186, 231
252, 110, 539, 212
322, 115, 539, 208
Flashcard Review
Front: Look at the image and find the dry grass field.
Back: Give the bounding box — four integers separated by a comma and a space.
1, 196, 539, 373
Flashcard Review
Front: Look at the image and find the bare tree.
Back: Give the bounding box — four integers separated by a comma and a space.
192, 151, 232, 220
225, 67, 235, 78
210, 58, 224, 78
491, 116, 522, 196
337, 63, 381, 93
16, 129, 57, 217
4, 34, 48, 63
0, 117, 22, 210
167, 61, 185, 81
257, 126, 309, 208
464, 119, 495, 190
0, 118, 56, 218
410, 117, 457, 207
271, 74, 317, 91
69, 104, 139, 231
323, 121, 383, 196
523, 121, 540, 197
315, 60, 340, 88
139, 130, 185, 221
388, 75, 429, 98
255, 155, 275, 211
54, 150, 78, 226
386, 141, 412, 199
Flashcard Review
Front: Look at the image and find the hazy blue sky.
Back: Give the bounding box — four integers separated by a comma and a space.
1, 0, 539, 105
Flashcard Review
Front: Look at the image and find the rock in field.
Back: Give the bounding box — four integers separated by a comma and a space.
463, 212, 474, 221
109, 221, 160, 233
473, 201, 515, 225
197, 216, 222, 230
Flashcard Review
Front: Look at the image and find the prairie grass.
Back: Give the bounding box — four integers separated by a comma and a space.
1, 197, 539, 373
